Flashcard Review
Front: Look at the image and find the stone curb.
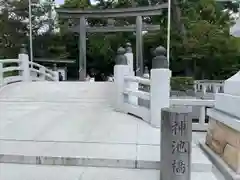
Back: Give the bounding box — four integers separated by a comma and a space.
200, 142, 240, 180
0, 154, 212, 171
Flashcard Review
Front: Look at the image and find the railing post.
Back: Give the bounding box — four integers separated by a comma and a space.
39, 67, 46, 81
150, 46, 171, 127
138, 66, 150, 108
215, 85, 220, 93
0, 62, 3, 86
19, 45, 30, 82
124, 42, 134, 73
52, 63, 59, 81
202, 84, 207, 95
114, 47, 130, 112
161, 107, 192, 180
199, 106, 206, 127
194, 81, 197, 93
53, 71, 59, 81
125, 43, 138, 105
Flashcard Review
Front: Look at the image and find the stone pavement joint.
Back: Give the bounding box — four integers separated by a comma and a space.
0, 82, 219, 178
0, 140, 212, 171
0, 163, 220, 180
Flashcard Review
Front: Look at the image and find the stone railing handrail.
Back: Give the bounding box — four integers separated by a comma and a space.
124, 76, 150, 101
194, 80, 224, 95
1, 59, 20, 63
0, 59, 23, 85
170, 98, 215, 131
124, 75, 150, 86
119, 72, 215, 131
114, 45, 171, 128
170, 98, 215, 106
0, 53, 59, 87
29, 62, 58, 81
113, 44, 219, 131
195, 80, 224, 83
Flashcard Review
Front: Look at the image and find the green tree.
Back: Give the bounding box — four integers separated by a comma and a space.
178, 0, 240, 79
0, 0, 55, 58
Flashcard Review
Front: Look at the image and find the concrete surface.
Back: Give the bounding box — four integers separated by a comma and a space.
0, 164, 219, 180
0, 82, 218, 178
0, 139, 211, 170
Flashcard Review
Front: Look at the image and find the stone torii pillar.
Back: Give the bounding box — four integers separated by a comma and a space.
136, 16, 143, 76
79, 16, 87, 81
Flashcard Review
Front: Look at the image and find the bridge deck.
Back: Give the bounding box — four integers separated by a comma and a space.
0, 82, 220, 179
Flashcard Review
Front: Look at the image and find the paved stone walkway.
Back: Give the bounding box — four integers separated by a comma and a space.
0, 164, 222, 180
0, 82, 222, 179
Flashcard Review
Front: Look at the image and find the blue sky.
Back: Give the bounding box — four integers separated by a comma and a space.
55, 0, 65, 5
55, 0, 97, 5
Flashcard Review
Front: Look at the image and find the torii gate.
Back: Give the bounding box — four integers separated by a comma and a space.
56, 4, 168, 80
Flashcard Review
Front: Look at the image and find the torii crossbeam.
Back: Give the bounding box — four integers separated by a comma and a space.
56, 4, 168, 80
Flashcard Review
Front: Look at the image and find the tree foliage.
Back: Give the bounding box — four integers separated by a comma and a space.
0, 0, 55, 58
0, 0, 240, 80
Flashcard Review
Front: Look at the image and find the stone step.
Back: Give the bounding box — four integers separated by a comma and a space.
0, 140, 212, 171
0, 163, 220, 180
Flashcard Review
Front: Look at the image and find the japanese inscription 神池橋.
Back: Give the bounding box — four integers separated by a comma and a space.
161, 107, 192, 180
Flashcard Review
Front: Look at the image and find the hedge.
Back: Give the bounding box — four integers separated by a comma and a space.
171, 77, 194, 91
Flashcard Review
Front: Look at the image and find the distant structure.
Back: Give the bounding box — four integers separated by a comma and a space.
56, 4, 167, 80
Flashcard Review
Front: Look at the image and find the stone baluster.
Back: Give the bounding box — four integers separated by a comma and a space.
39, 67, 46, 81
150, 46, 171, 127
194, 81, 197, 93
213, 84, 217, 93
125, 42, 134, 73
115, 47, 128, 65
202, 84, 207, 95
0, 62, 3, 86
19, 44, 30, 82
215, 84, 220, 93
138, 66, 150, 108
152, 46, 169, 69
143, 66, 150, 79
52, 64, 59, 81
199, 106, 206, 128
125, 43, 138, 106
114, 47, 130, 112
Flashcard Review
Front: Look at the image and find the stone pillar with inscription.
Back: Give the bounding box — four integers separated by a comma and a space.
161, 107, 192, 180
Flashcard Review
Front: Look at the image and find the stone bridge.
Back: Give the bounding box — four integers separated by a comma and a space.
0, 81, 220, 180
0, 49, 230, 179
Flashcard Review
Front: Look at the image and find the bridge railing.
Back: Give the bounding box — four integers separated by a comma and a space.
0, 59, 23, 85
170, 98, 215, 131
0, 49, 58, 87
114, 46, 171, 128
123, 75, 151, 122
194, 80, 224, 95
29, 62, 58, 81
120, 73, 215, 131
113, 44, 221, 131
